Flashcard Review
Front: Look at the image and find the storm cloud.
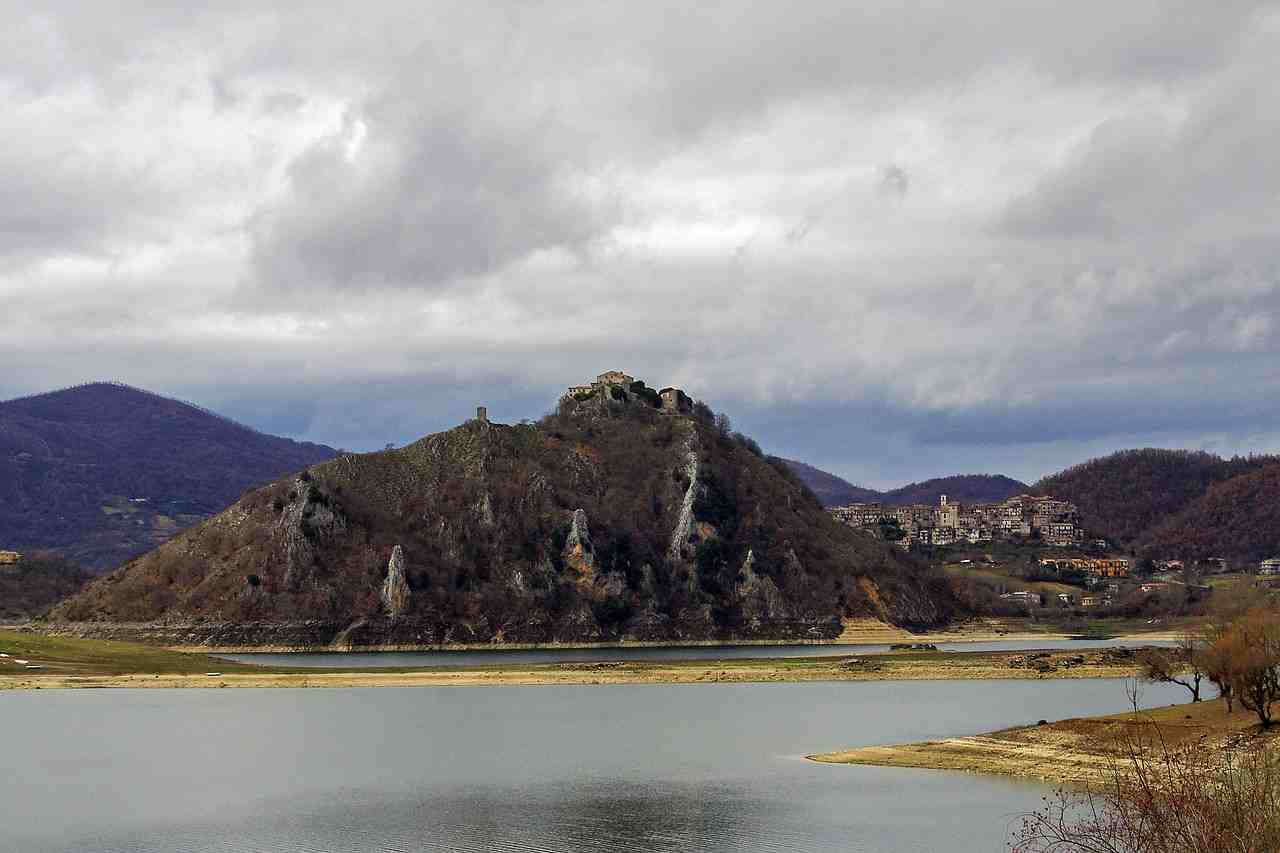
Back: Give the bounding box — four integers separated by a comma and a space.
2, 1, 1279, 487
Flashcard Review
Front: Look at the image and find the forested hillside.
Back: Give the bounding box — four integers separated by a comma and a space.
1034, 449, 1279, 550
778, 459, 880, 506
781, 462, 1026, 508
0, 553, 92, 620
1133, 463, 1280, 562
0, 383, 338, 570
879, 475, 1028, 507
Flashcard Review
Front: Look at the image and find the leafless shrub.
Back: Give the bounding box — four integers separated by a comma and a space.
1013, 723, 1280, 853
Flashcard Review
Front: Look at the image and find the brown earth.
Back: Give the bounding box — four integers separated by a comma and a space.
810, 697, 1278, 786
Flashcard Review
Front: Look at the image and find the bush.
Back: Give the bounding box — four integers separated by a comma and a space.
1014, 727, 1280, 852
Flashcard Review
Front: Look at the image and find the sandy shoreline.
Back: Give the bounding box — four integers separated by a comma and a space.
809, 697, 1276, 787
1, 648, 1151, 691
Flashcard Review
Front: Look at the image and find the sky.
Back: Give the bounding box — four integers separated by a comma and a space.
2, 2, 1279, 489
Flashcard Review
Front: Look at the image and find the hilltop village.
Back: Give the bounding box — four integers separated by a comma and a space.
831, 493, 1092, 550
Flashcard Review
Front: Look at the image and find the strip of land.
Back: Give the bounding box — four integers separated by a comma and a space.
809, 698, 1277, 787
0, 628, 1162, 690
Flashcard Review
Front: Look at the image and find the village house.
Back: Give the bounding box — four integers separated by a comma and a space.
0, 551, 21, 566
1259, 558, 1280, 576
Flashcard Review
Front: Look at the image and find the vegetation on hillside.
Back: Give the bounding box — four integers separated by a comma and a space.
1033, 448, 1278, 548
778, 459, 880, 507
782, 462, 1027, 509
0, 382, 337, 570
1133, 464, 1280, 563
0, 553, 92, 619
879, 474, 1027, 507
51, 387, 955, 645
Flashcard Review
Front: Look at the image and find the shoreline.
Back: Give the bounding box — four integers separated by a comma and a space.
808, 697, 1276, 787
180, 629, 1182, 655
2, 647, 1153, 690
15, 617, 1185, 655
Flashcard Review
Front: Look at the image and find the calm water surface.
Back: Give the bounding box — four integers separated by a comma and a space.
1, 679, 1185, 853
224, 637, 1168, 668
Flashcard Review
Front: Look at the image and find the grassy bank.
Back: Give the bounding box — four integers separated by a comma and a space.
810, 697, 1279, 786
1, 629, 1159, 690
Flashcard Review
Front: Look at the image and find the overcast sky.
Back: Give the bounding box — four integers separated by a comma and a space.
3, 2, 1279, 488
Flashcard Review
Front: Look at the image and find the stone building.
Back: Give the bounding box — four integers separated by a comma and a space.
659, 387, 692, 414
595, 370, 634, 386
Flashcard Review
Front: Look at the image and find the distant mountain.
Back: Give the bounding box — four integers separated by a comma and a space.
781, 461, 1027, 509
880, 475, 1028, 507
1033, 449, 1278, 549
0, 383, 338, 570
779, 459, 880, 506
0, 552, 92, 620
1132, 462, 1280, 564
51, 376, 955, 646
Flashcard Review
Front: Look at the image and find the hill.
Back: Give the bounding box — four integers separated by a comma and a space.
781, 462, 1026, 509
879, 475, 1028, 507
0, 383, 338, 570
0, 552, 93, 620
779, 459, 880, 506
1033, 449, 1277, 548
1133, 462, 1280, 563
50, 377, 955, 647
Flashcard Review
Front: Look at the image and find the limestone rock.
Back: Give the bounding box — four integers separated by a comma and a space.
277, 476, 347, 590
564, 508, 594, 575
735, 549, 789, 620
667, 442, 701, 562
381, 545, 411, 618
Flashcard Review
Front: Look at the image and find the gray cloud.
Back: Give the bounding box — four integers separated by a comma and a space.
3, 1, 1280, 488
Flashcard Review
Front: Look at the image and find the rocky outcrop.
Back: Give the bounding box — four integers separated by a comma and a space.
667, 444, 701, 562
564, 508, 594, 575
381, 545, 411, 618
277, 476, 347, 590
735, 549, 789, 622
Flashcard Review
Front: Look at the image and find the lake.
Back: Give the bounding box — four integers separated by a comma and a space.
222, 637, 1168, 668
0, 679, 1185, 852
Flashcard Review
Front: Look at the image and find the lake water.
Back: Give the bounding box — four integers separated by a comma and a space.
223, 637, 1168, 669
0, 679, 1184, 852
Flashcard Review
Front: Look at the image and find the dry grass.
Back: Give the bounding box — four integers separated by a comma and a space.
810, 697, 1278, 786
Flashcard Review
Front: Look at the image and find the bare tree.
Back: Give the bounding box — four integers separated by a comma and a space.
1228, 609, 1280, 728
1198, 620, 1237, 712
1123, 676, 1143, 714
1140, 633, 1204, 702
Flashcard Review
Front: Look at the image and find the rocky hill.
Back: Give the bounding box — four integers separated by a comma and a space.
49, 378, 955, 647
0, 383, 338, 570
1034, 449, 1279, 550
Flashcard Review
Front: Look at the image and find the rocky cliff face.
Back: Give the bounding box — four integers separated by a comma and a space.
49, 382, 955, 646
381, 545, 411, 617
